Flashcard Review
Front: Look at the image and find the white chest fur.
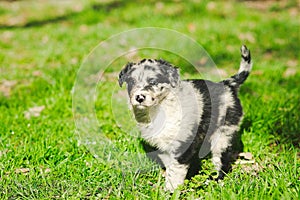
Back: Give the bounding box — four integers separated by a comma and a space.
138, 82, 203, 153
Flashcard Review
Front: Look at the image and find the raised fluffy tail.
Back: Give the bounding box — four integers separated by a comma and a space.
223, 45, 252, 88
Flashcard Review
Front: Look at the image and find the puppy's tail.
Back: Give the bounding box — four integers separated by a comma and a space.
223, 45, 252, 88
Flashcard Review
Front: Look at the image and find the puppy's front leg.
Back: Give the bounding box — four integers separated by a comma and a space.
165, 160, 189, 192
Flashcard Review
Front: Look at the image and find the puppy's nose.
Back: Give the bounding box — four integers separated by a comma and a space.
135, 94, 146, 103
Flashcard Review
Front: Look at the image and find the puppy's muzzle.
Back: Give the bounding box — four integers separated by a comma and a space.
131, 90, 156, 108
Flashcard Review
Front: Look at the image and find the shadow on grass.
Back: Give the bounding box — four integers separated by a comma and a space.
273, 99, 300, 148
240, 75, 300, 149
0, 1, 124, 29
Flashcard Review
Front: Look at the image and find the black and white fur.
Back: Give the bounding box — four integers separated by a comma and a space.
119, 45, 252, 191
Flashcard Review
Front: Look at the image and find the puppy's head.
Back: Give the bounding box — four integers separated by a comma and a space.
119, 59, 180, 109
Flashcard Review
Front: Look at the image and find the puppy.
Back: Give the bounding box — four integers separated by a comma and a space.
118, 45, 252, 191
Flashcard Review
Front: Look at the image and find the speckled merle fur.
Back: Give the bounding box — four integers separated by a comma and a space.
119, 45, 252, 191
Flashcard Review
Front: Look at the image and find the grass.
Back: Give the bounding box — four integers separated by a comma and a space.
0, 0, 299, 199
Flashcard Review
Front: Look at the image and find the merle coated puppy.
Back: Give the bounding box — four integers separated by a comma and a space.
118, 45, 252, 191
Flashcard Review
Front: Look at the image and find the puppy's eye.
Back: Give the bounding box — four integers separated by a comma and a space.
149, 79, 157, 85
160, 86, 165, 91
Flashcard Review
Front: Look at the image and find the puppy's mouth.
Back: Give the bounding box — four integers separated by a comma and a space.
133, 104, 148, 110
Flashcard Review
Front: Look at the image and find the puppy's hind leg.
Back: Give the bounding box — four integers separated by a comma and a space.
212, 147, 233, 180
210, 126, 240, 180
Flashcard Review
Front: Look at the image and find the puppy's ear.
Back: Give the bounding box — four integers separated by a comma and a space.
156, 59, 180, 87
119, 62, 134, 87
168, 67, 180, 87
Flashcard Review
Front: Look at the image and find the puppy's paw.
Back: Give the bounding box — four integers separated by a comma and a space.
165, 181, 175, 193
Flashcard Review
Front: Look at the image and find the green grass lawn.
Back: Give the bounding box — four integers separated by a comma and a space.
0, 0, 299, 199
